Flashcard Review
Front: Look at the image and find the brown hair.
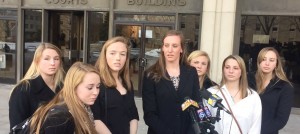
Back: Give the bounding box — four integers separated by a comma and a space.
220, 55, 249, 99
95, 36, 132, 90
146, 30, 187, 82
255, 47, 292, 94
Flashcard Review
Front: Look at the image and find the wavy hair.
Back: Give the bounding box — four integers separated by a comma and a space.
95, 36, 131, 90
255, 47, 292, 94
29, 62, 99, 134
146, 30, 187, 82
187, 50, 212, 89
220, 55, 249, 99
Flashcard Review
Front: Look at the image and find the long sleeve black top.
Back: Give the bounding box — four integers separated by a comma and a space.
9, 75, 61, 129
91, 83, 139, 134
248, 73, 294, 134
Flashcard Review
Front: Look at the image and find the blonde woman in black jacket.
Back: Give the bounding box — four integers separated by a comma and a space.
248, 47, 294, 134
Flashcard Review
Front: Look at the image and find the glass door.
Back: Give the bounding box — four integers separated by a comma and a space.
115, 24, 173, 95
48, 11, 84, 71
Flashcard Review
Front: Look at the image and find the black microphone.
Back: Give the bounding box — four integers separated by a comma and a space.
182, 97, 201, 134
200, 90, 232, 115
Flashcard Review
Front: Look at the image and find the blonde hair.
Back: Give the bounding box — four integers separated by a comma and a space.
147, 30, 187, 82
30, 62, 99, 134
187, 50, 211, 88
15, 43, 64, 90
255, 47, 292, 94
95, 36, 132, 90
220, 55, 249, 99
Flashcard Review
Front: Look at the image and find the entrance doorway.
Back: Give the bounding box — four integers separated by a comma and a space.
48, 11, 84, 71
115, 24, 173, 95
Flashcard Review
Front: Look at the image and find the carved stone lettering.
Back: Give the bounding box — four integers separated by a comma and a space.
45, 0, 88, 5
60, 0, 66, 4
128, 0, 135, 5
127, 0, 186, 6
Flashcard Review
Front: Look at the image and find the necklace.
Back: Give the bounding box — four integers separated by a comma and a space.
231, 89, 240, 98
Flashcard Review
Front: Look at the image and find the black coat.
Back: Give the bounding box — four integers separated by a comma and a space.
142, 65, 201, 134
201, 76, 217, 91
248, 73, 294, 134
9, 76, 61, 129
40, 105, 75, 133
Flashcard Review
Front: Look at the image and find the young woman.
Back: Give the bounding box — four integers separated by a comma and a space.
28, 62, 100, 134
91, 36, 139, 134
142, 30, 201, 134
206, 55, 262, 134
188, 50, 217, 90
9, 43, 65, 129
248, 47, 294, 134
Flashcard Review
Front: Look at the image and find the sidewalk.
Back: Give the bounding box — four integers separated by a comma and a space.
0, 84, 298, 134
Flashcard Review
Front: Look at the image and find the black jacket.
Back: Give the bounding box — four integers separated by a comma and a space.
202, 76, 217, 91
142, 65, 201, 134
248, 72, 294, 134
9, 76, 61, 129
40, 105, 75, 133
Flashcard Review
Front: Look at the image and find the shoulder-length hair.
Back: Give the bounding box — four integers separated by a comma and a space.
146, 30, 188, 82
95, 36, 131, 90
255, 47, 292, 93
187, 50, 212, 88
29, 62, 99, 134
220, 55, 249, 99
17, 43, 64, 89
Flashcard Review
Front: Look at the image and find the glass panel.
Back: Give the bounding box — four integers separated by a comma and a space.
115, 14, 175, 23
0, 9, 17, 83
87, 11, 109, 65
240, 15, 300, 107
179, 14, 200, 55
24, 9, 42, 76
144, 26, 172, 68
115, 24, 141, 92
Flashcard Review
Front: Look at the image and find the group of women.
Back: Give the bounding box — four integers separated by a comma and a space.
8, 30, 293, 134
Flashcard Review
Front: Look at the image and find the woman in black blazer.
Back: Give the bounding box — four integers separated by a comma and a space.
248, 47, 294, 134
142, 30, 201, 134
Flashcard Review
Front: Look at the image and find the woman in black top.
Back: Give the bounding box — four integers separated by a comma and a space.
142, 30, 201, 134
29, 62, 100, 134
91, 36, 139, 134
188, 50, 217, 90
248, 47, 294, 134
9, 43, 64, 129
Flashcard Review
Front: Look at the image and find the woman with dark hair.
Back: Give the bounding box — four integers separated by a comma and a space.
142, 30, 201, 134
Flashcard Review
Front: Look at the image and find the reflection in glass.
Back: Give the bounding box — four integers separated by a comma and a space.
88, 12, 109, 64
178, 14, 200, 55
115, 14, 175, 23
0, 9, 17, 83
24, 10, 42, 75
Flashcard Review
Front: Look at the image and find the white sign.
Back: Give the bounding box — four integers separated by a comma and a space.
138, 30, 153, 38
253, 35, 270, 44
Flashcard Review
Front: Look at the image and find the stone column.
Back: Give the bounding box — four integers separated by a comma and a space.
200, 0, 242, 82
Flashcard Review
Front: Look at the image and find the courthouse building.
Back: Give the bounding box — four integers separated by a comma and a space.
0, 0, 299, 107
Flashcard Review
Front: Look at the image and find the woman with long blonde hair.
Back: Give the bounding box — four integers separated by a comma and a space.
188, 50, 217, 90
9, 43, 64, 129
92, 36, 139, 134
248, 47, 294, 134
29, 62, 100, 134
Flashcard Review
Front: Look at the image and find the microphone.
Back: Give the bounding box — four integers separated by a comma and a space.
182, 97, 201, 134
200, 90, 232, 115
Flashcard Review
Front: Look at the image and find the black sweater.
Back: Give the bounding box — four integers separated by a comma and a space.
248, 73, 294, 134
